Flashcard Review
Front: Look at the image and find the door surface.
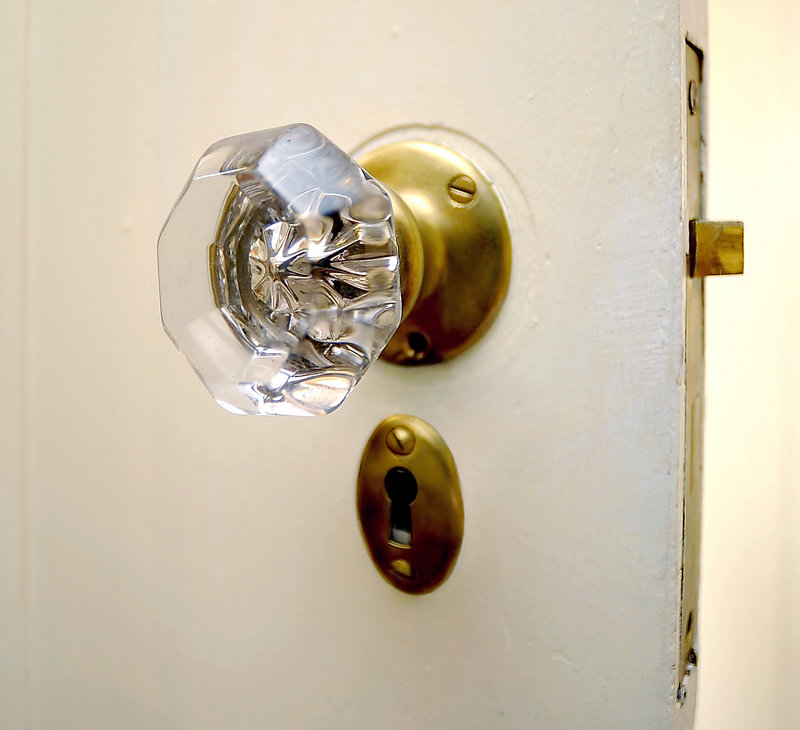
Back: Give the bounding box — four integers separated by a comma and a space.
1, 1, 706, 728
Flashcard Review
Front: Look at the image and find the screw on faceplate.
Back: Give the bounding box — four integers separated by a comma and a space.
447, 174, 477, 204
688, 80, 699, 115
386, 426, 416, 455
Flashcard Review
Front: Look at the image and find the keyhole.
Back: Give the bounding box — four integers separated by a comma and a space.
384, 467, 418, 546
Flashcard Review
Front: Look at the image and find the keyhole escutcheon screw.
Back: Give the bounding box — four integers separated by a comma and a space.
386, 425, 416, 455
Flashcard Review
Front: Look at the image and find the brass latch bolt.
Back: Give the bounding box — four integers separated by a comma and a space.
689, 219, 744, 277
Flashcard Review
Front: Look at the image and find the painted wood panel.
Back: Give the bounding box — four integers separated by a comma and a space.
5, 1, 706, 727
1, 1, 29, 727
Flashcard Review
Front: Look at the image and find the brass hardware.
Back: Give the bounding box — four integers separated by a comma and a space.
447, 174, 477, 204
679, 41, 717, 707
385, 425, 416, 456
360, 141, 512, 365
357, 414, 463, 594
689, 219, 744, 277
391, 559, 413, 578
688, 79, 699, 116
382, 186, 424, 321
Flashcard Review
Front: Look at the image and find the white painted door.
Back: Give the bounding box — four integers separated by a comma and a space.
1, 1, 706, 727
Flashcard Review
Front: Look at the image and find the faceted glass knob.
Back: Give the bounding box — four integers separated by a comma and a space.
158, 124, 402, 416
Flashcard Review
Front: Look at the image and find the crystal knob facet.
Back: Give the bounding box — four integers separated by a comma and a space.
158, 124, 402, 416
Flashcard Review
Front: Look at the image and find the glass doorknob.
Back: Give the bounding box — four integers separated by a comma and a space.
158, 123, 511, 416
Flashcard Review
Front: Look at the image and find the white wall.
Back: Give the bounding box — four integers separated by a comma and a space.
697, 1, 800, 727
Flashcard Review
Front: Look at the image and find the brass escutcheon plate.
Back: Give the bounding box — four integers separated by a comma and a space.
357, 414, 463, 595
359, 141, 512, 365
